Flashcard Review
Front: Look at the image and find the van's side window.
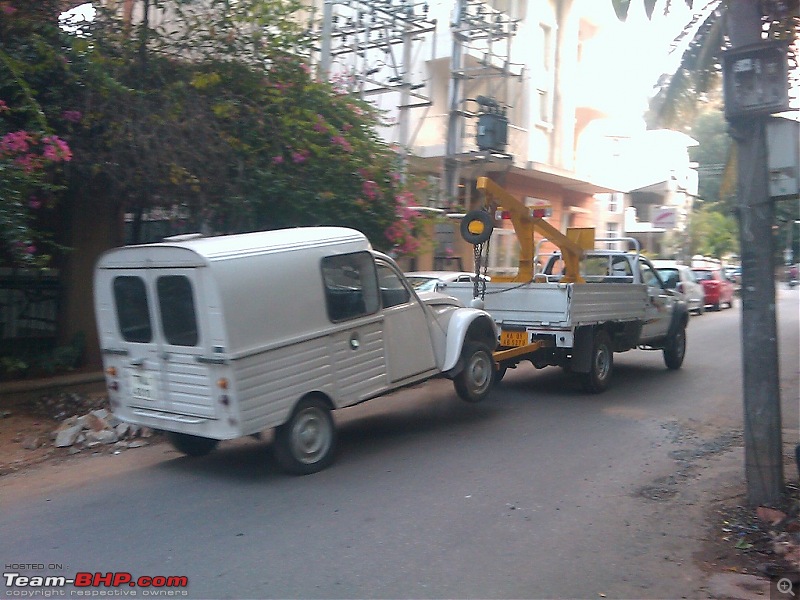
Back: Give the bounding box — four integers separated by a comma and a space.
321, 252, 379, 322
157, 276, 199, 346
376, 263, 411, 308
113, 276, 152, 343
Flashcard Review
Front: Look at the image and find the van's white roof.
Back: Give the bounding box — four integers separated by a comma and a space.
97, 227, 370, 268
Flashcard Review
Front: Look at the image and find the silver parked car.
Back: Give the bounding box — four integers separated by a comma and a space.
405, 271, 491, 293
653, 260, 705, 315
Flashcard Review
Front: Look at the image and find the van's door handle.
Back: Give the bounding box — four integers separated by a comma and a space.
350, 333, 360, 350
130, 358, 145, 367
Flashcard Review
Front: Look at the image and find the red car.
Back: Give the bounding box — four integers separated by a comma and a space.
692, 268, 735, 311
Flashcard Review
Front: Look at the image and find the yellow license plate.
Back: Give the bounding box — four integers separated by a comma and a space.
501, 330, 529, 347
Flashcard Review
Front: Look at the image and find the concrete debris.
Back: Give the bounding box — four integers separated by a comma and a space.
51, 411, 153, 453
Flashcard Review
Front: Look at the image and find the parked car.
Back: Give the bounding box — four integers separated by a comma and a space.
405, 271, 490, 293
653, 260, 705, 315
692, 267, 735, 310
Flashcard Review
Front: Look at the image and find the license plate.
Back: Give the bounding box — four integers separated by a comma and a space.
500, 330, 529, 347
129, 370, 157, 402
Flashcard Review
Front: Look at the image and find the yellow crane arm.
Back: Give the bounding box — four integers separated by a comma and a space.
474, 177, 592, 283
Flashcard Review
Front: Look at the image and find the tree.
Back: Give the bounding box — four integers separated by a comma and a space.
0, 0, 431, 377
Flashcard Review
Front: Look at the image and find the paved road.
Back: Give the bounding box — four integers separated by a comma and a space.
2, 288, 798, 599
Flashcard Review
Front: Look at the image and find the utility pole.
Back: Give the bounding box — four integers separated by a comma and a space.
444, 0, 467, 207
724, 0, 787, 505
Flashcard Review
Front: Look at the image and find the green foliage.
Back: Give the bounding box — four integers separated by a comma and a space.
0, 0, 75, 267
688, 205, 738, 258
62, 0, 420, 252
1, 0, 428, 266
0, 332, 85, 381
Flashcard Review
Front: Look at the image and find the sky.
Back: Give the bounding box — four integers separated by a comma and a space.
579, 0, 700, 126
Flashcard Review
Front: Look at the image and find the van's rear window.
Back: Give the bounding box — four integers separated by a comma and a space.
113, 276, 152, 343
157, 276, 198, 346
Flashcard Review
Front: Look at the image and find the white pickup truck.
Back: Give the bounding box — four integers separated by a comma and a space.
443, 247, 690, 392
448, 177, 689, 393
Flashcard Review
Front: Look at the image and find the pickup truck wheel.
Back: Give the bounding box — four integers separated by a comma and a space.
167, 432, 219, 457
580, 331, 613, 394
454, 341, 495, 402
274, 397, 336, 475
663, 323, 687, 370
494, 363, 508, 385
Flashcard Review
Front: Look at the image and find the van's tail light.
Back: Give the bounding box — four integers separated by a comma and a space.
217, 378, 229, 390
105, 366, 119, 392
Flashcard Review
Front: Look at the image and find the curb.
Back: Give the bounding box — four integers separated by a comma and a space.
0, 371, 105, 398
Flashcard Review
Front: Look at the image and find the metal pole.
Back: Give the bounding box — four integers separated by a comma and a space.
444, 0, 466, 207
398, 19, 412, 181
319, 0, 333, 81
727, 0, 784, 505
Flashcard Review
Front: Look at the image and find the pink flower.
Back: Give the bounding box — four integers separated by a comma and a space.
42, 136, 72, 162
272, 155, 284, 165
62, 110, 82, 123
313, 115, 327, 133
331, 135, 352, 153
1, 131, 33, 155
362, 180, 379, 200
2, 4, 16, 15
29, 198, 42, 209
0, 100, 9, 113
291, 150, 309, 164
26, 245, 36, 255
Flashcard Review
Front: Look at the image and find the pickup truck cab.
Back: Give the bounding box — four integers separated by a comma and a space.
94, 227, 498, 474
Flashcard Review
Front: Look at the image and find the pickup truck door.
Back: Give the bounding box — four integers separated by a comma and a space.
639, 259, 674, 342
375, 261, 437, 382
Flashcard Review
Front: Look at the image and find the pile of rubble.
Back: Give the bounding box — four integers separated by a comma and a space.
714, 480, 800, 581
52, 408, 157, 454
18, 391, 160, 455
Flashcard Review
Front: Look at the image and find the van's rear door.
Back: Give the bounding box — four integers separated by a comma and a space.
105, 269, 217, 419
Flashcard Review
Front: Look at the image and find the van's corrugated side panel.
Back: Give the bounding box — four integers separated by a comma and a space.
234, 336, 332, 435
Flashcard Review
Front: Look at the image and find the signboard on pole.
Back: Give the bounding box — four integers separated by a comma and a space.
723, 41, 790, 120
652, 207, 677, 230
767, 117, 799, 199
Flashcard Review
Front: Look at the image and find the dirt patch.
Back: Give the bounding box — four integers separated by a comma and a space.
0, 390, 163, 476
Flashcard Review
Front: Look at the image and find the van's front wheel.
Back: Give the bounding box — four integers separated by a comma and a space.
454, 341, 495, 402
274, 397, 336, 475
167, 432, 219, 457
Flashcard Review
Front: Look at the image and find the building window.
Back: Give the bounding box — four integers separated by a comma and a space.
608, 192, 623, 213
605, 222, 620, 250
539, 24, 552, 72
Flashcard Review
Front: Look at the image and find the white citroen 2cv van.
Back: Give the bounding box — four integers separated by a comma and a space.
94, 227, 498, 474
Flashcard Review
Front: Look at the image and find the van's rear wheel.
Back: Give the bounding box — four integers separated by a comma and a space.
274, 397, 336, 475
580, 331, 613, 394
454, 341, 494, 402
167, 432, 219, 457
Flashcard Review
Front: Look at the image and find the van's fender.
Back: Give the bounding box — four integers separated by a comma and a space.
441, 309, 499, 373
